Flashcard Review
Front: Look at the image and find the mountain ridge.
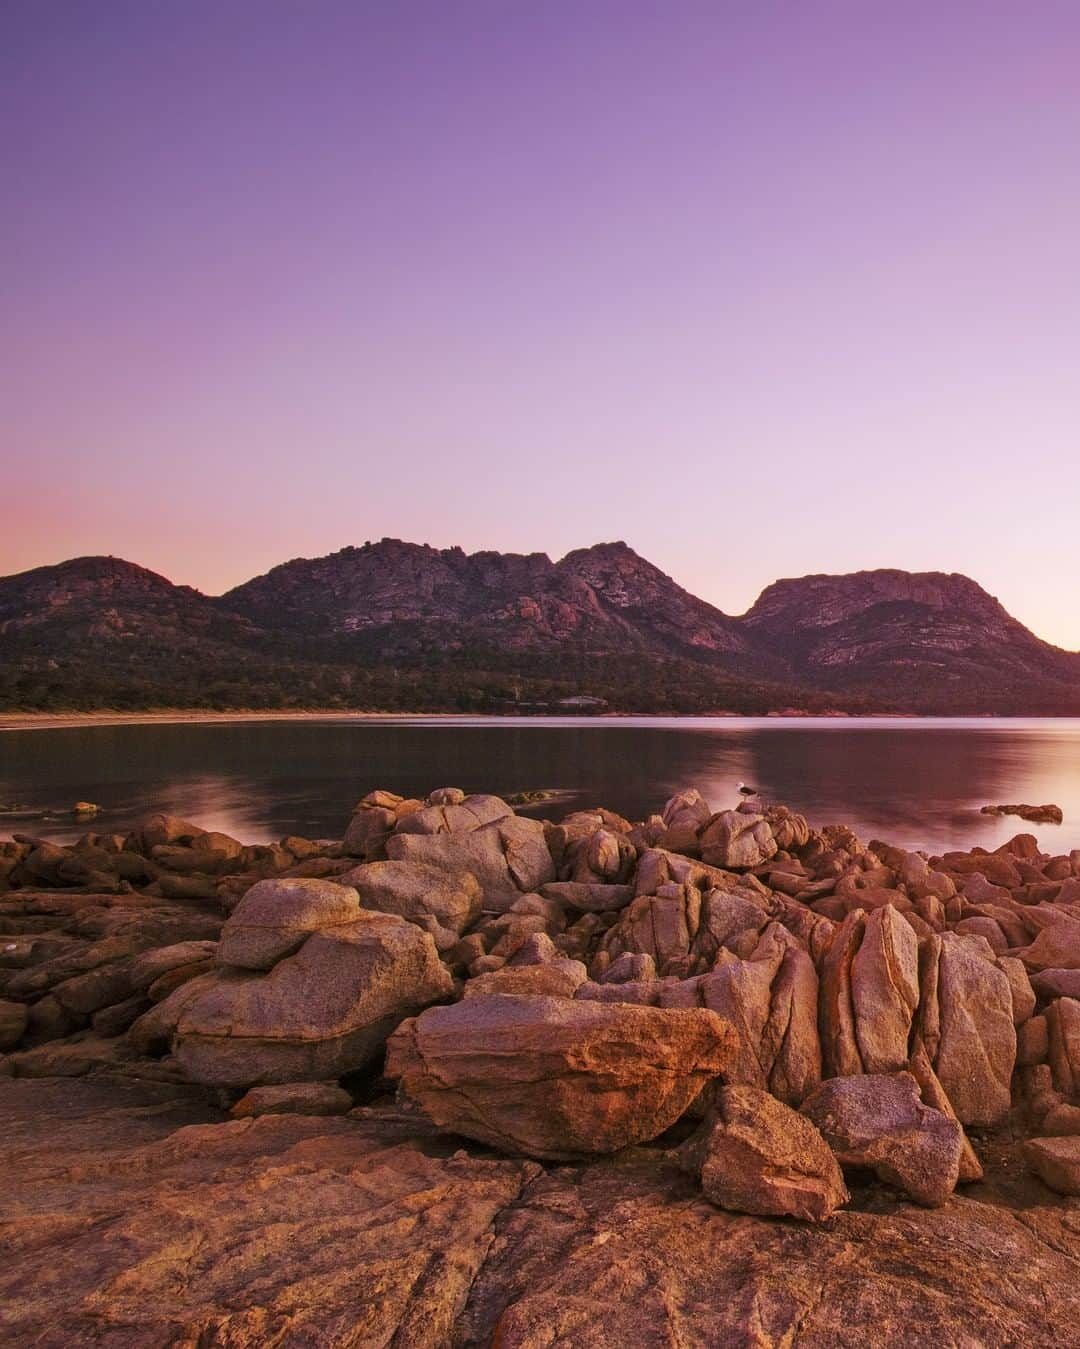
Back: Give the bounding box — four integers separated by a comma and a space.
1, 541, 1078, 714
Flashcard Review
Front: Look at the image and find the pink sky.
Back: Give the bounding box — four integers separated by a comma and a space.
4, 2, 1080, 643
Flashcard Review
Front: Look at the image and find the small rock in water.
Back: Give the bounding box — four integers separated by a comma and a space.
981, 803, 1063, 824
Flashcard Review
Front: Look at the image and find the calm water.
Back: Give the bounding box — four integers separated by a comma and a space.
3, 716, 1080, 857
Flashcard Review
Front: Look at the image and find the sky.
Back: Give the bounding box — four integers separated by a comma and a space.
3, 1, 1080, 642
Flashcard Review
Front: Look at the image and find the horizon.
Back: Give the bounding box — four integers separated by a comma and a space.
6, 2, 1080, 646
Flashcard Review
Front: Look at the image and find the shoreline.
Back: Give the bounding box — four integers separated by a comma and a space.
0, 709, 454, 732
0, 707, 1072, 732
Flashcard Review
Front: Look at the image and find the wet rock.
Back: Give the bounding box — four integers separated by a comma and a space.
677, 1085, 848, 1222
801, 1072, 963, 1207
386, 994, 733, 1160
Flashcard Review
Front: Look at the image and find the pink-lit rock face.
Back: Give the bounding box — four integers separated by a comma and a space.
678, 1085, 849, 1222
3, 1074, 1080, 1347
387, 994, 734, 1160
173, 910, 453, 1087
4, 783, 1080, 1343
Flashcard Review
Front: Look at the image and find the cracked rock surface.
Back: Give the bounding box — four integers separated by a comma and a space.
2, 1074, 1080, 1348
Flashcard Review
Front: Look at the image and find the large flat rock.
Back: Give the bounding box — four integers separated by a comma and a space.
2, 1076, 1078, 1347
386, 993, 734, 1160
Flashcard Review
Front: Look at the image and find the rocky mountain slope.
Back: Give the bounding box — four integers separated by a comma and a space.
0, 556, 244, 648
222, 539, 766, 669
743, 569, 1080, 709
2, 543, 1079, 713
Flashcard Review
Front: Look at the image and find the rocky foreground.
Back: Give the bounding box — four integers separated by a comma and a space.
2, 790, 1080, 1345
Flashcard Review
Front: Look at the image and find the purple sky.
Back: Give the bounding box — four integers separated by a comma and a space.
4, 2, 1080, 642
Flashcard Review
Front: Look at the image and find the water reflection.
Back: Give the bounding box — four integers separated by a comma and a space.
2, 717, 1080, 855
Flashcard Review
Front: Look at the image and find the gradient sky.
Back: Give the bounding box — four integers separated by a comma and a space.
4, 2, 1080, 642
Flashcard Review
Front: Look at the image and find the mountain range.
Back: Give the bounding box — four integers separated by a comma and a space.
1, 540, 1078, 714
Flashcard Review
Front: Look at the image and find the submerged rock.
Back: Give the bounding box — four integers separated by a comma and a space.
981, 803, 1063, 824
